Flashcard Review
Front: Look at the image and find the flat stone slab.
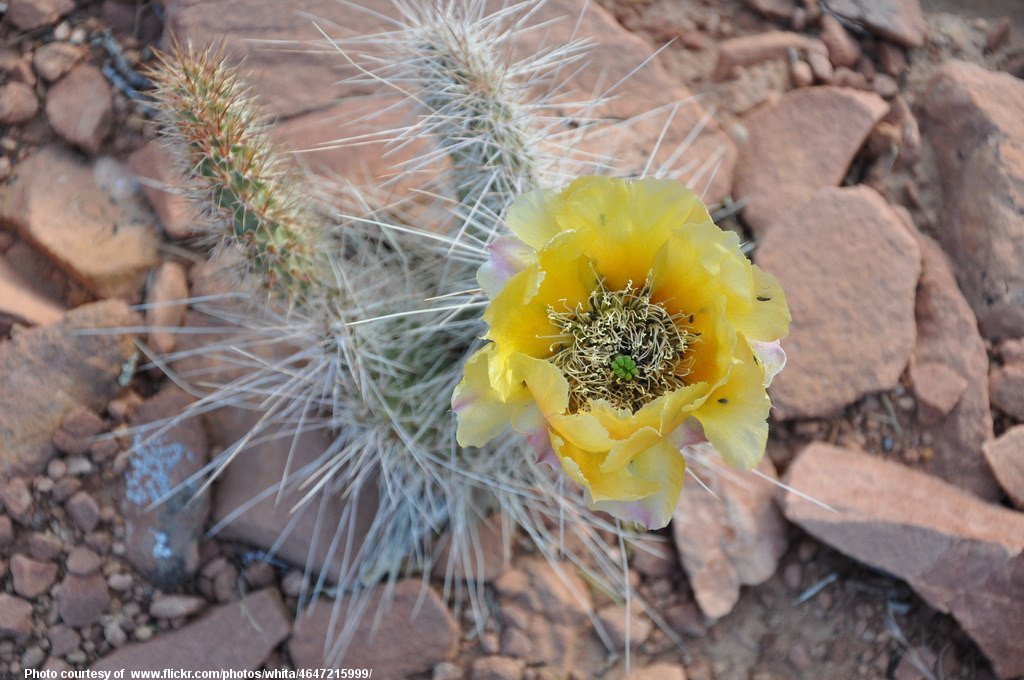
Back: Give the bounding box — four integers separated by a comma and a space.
755, 186, 921, 419
0, 300, 136, 475
783, 444, 1024, 679
290, 580, 459, 676
0, 146, 160, 300
91, 589, 290, 673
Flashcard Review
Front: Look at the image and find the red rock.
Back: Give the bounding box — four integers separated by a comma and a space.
290, 580, 458, 675
47, 624, 80, 657
0, 257, 65, 328
922, 61, 1024, 339
28, 532, 63, 560
144, 261, 189, 354
713, 31, 825, 80
209, 411, 375, 582
0, 515, 12, 547
92, 589, 289, 672
630, 663, 688, 680
471, 656, 526, 680
885, 96, 921, 169
908, 231, 999, 500
198, 556, 238, 603
827, 0, 927, 47
128, 141, 195, 240
124, 386, 210, 589
755, 186, 921, 419
11, 553, 58, 598
985, 17, 1012, 53
819, 15, 861, 67
833, 65, 870, 90
66, 491, 100, 533
0, 300, 135, 475
58, 573, 110, 627
170, 0, 736, 205
629, 539, 677, 579
431, 514, 512, 583
65, 547, 102, 576
873, 73, 900, 99
806, 50, 834, 83
744, 0, 796, 20
790, 60, 813, 88
149, 595, 207, 620
672, 458, 787, 619
6, 0, 74, 31
0, 81, 39, 124
596, 605, 652, 649
52, 407, 105, 457
0, 594, 34, 640
983, 426, 1024, 509
2, 477, 33, 524
45, 64, 113, 154
32, 42, 83, 82
734, 87, 888, 233
783, 443, 1024, 679
990, 362, 1024, 420
42, 659, 73, 674
999, 339, 1024, 363
878, 42, 908, 77
493, 558, 590, 675
1, 146, 161, 299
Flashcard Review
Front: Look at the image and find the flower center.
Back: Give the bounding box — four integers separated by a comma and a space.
547, 275, 697, 413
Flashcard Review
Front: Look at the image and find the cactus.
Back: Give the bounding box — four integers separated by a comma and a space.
149, 44, 322, 301
145, 0, 707, 666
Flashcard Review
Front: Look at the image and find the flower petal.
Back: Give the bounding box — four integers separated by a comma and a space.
588, 440, 686, 530
554, 434, 661, 502
749, 338, 787, 388
478, 236, 535, 298
511, 402, 557, 466
693, 341, 770, 470
505, 187, 562, 250
453, 345, 529, 447
559, 177, 708, 291
733, 266, 791, 342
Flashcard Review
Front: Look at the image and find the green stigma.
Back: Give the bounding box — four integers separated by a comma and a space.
611, 355, 639, 381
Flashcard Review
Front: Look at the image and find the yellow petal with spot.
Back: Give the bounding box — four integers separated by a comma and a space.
693, 341, 770, 470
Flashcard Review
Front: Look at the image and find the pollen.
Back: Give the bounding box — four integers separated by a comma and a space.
547, 276, 697, 413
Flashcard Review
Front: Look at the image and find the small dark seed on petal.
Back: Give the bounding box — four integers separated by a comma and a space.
718, 398, 728, 404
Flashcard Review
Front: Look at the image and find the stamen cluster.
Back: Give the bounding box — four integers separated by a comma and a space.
548, 277, 696, 413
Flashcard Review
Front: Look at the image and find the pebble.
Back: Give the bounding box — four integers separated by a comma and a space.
48, 624, 80, 656
10, 553, 59, 598
66, 491, 100, 533
149, 595, 207, 620
57, 573, 111, 627
28, 532, 63, 560
0, 594, 34, 640
45, 64, 113, 154
21, 646, 45, 670
791, 60, 814, 87
199, 557, 238, 603
32, 42, 83, 82
0, 516, 13, 547
873, 73, 900, 98
103, 621, 127, 648
0, 82, 39, 125
107, 572, 133, 592
66, 547, 102, 576
3, 478, 33, 524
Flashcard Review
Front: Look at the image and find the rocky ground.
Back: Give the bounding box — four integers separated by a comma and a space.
1, 0, 1023, 679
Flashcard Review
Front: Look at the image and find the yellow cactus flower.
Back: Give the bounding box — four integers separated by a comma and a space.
454, 177, 790, 529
